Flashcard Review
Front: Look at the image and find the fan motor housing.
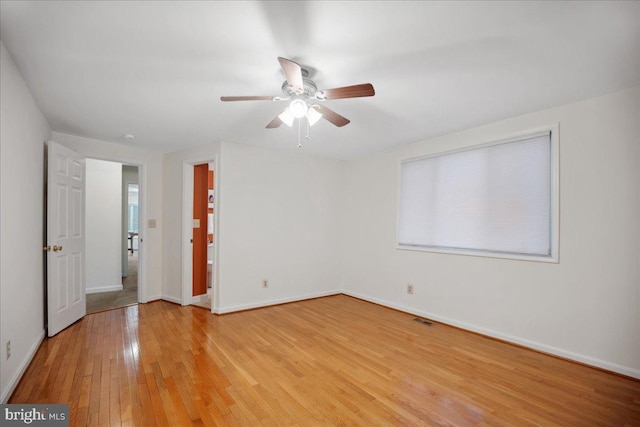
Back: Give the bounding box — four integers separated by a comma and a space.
281, 76, 317, 98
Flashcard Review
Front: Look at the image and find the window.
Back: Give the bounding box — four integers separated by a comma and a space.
128, 184, 139, 233
397, 128, 558, 262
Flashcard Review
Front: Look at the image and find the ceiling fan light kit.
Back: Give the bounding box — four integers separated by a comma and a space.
288, 99, 308, 118
277, 108, 295, 127
221, 57, 375, 148
306, 105, 322, 126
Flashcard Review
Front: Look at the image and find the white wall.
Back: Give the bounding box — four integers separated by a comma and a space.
216, 141, 344, 313
162, 141, 345, 311
85, 159, 122, 293
52, 132, 163, 302
340, 87, 640, 378
0, 41, 51, 402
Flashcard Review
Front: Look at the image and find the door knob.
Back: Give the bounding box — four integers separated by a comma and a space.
43, 246, 51, 252
53, 245, 63, 252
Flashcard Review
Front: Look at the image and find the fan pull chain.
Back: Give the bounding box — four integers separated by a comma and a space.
305, 117, 311, 141
297, 118, 302, 148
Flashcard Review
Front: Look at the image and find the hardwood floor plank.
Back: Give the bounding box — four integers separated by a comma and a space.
165, 376, 198, 425
109, 358, 122, 427
8, 295, 640, 426
86, 354, 102, 426
74, 406, 89, 427
98, 350, 111, 426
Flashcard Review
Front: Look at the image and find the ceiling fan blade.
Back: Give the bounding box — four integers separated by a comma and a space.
220, 96, 275, 102
278, 57, 304, 94
315, 105, 350, 127
317, 83, 375, 100
266, 113, 284, 129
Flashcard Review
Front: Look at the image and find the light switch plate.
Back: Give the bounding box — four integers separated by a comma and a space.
193, 219, 200, 228
148, 219, 157, 228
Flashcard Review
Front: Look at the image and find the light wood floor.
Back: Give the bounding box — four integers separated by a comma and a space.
10, 295, 640, 426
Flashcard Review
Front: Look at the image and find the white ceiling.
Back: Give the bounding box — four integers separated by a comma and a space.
1, 1, 639, 159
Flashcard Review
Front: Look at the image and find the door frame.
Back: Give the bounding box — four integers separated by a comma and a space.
85, 155, 147, 303
181, 156, 218, 312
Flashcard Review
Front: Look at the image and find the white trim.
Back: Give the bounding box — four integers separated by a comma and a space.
549, 123, 560, 263
211, 157, 220, 314
341, 290, 640, 380
181, 163, 194, 306
1, 331, 45, 403
396, 124, 560, 263
137, 163, 147, 303
144, 294, 182, 305
400, 128, 553, 166
214, 290, 340, 314
85, 284, 123, 294
161, 294, 182, 305
396, 245, 558, 263
211, 156, 220, 314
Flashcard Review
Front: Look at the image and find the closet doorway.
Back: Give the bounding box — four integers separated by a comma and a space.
182, 158, 217, 311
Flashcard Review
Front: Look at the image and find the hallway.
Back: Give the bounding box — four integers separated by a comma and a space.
86, 252, 138, 314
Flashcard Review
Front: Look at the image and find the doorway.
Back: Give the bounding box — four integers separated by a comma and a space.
191, 162, 214, 309
182, 158, 217, 311
85, 160, 140, 313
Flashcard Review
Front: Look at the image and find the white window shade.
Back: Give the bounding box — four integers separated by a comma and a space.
398, 133, 553, 258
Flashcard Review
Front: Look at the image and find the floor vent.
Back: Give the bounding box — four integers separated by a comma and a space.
413, 317, 434, 326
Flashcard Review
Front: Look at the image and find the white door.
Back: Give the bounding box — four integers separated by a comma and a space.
46, 141, 86, 337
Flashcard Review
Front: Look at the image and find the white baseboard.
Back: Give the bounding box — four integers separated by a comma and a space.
86, 284, 123, 294
214, 290, 340, 314
341, 290, 640, 380
161, 294, 182, 305
1, 330, 45, 403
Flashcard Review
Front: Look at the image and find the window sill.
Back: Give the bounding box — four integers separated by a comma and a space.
396, 244, 558, 264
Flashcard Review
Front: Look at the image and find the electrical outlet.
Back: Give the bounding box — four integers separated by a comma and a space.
262, 280, 269, 289
407, 284, 414, 295
6, 340, 10, 360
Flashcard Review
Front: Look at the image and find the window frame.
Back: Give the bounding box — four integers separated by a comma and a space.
127, 183, 139, 233
396, 125, 559, 263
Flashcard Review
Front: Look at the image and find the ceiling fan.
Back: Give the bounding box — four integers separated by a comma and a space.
220, 57, 375, 129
